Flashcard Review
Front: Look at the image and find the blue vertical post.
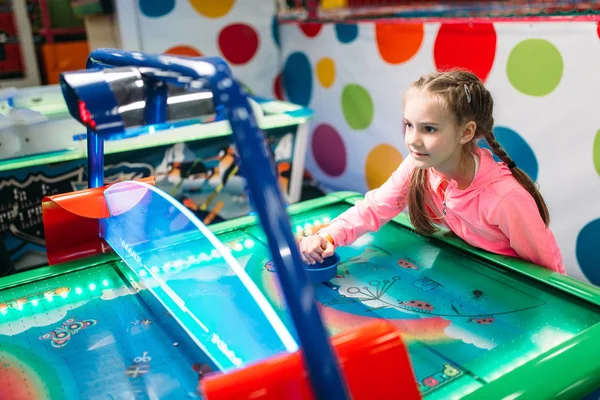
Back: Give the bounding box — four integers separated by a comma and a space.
145, 81, 168, 125
84, 57, 106, 189
221, 78, 350, 400
87, 128, 104, 188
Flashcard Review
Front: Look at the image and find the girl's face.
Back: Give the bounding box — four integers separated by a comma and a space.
403, 89, 473, 174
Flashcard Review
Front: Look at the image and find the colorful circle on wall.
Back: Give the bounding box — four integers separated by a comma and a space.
434, 23, 497, 82
299, 23, 323, 38
594, 129, 600, 176
576, 218, 600, 285
335, 23, 359, 44
341, 84, 374, 130
506, 39, 563, 96
273, 73, 284, 100
478, 126, 538, 181
139, 0, 175, 18
189, 0, 235, 18
375, 23, 424, 64
312, 124, 347, 177
218, 23, 259, 65
365, 144, 403, 190
164, 45, 203, 57
283, 52, 312, 106
316, 58, 336, 88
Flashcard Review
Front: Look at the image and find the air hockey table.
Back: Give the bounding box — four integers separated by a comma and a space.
1, 190, 599, 399
1, 48, 599, 400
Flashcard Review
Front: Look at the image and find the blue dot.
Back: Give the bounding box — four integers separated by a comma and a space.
139, 0, 175, 18
478, 126, 538, 181
582, 387, 600, 400
283, 52, 312, 107
271, 16, 280, 48
335, 24, 359, 44
577, 218, 600, 285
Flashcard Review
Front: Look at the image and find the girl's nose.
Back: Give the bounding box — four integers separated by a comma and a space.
406, 131, 422, 148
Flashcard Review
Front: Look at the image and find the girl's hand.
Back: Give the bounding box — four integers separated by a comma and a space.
299, 234, 335, 265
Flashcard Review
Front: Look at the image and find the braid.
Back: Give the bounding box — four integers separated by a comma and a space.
483, 134, 515, 169
484, 131, 550, 225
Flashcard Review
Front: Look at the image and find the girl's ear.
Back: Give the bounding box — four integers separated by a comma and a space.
460, 121, 477, 144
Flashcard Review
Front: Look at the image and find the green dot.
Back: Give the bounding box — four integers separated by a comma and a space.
594, 129, 600, 176
341, 84, 374, 130
507, 39, 563, 96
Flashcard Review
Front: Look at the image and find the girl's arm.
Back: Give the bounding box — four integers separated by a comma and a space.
319, 156, 415, 246
491, 189, 565, 274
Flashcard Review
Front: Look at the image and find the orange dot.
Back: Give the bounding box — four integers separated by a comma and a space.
164, 45, 203, 57
365, 144, 403, 190
189, 0, 235, 18
375, 23, 424, 64
316, 57, 335, 88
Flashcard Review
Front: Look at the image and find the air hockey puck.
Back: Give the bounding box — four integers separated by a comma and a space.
305, 253, 340, 283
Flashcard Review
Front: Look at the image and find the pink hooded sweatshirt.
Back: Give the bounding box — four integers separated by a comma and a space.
320, 146, 565, 274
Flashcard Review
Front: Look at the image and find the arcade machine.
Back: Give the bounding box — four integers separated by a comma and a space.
0, 50, 598, 400
0, 73, 312, 272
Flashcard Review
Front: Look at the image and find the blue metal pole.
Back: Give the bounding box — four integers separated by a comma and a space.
87, 128, 104, 188
145, 81, 168, 125
220, 79, 349, 400
84, 57, 105, 189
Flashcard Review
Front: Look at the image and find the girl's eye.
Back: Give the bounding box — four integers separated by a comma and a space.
424, 126, 436, 133
404, 122, 413, 129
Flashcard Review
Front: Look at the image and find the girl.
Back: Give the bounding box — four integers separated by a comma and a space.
300, 70, 565, 274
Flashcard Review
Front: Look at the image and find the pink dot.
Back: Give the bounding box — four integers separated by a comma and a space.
597, 22, 599, 39
434, 23, 497, 82
218, 23, 259, 65
312, 124, 346, 177
299, 23, 322, 38
273, 73, 283, 100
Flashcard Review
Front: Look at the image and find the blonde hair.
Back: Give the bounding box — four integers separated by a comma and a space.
406, 69, 549, 235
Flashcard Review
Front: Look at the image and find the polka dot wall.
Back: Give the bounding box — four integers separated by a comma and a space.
135, 0, 280, 97
279, 20, 600, 285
